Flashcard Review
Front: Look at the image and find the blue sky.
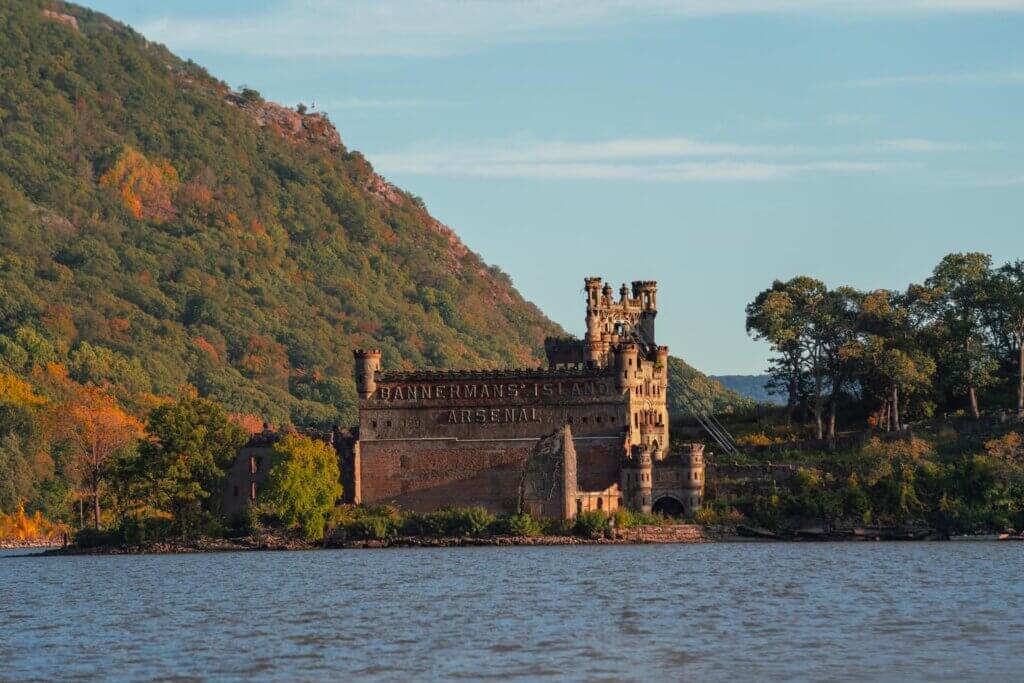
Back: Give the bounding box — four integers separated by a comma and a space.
80, 0, 1024, 374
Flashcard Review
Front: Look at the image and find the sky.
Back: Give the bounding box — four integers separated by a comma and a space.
79, 0, 1024, 375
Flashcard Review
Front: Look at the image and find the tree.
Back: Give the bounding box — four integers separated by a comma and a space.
850, 290, 935, 431
747, 277, 854, 439
990, 261, 1024, 416
57, 387, 142, 529
747, 279, 811, 425
139, 397, 248, 536
262, 434, 342, 541
923, 253, 998, 419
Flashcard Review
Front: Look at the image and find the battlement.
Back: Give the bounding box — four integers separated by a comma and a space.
378, 366, 611, 383
353, 348, 382, 358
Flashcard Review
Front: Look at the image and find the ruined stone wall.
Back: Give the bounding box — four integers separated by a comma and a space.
222, 443, 276, 518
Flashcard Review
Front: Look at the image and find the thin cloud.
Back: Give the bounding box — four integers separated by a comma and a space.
371, 159, 888, 182
958, 175, 1024, 187
840, 70, 1024, 88
367, 136, 913, 182
138, 1, 1024, 58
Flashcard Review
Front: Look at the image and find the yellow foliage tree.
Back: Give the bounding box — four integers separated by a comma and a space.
0, 372, 47, 407
0, 506, 69, 544
98, 146, 180, 222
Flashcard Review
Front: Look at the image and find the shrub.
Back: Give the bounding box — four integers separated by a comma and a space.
227, 507, 260, 536
613, 509, 675, 528
328, 504, 401, 540
492, 513, 541, 537
421, 506, 495, 537
73, 527, 119, 548
573, 510, 610, 538
736, 432, 775, 448
541, 517, 574, 536
693, 504, 745, 526
349, 515, 394, 541
118, 516, 173, 545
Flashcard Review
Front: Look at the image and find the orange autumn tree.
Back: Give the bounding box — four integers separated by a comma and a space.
98, 145, 180, 222
57, 388, 144, 530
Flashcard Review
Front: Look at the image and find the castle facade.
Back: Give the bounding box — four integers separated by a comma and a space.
343, 278, 705, 519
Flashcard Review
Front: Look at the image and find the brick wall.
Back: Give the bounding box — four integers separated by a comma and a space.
359, 435, 624, 514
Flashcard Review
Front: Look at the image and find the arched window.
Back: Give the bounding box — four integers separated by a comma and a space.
597, 498, 603, 510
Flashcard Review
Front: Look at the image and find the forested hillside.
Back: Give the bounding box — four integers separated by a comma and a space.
0, 0, 567, 428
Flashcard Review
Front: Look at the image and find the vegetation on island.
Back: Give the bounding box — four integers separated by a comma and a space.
327, 505, 673, 543
745, 252, 1024, 439
692, 252, 1024, 535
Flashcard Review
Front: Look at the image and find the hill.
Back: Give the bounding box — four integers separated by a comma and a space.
710, 375, 784, 405
0, 0, 748, 430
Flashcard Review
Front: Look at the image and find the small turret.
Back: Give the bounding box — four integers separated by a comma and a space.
679, 442, 706, 510
633, 444, 654, 513
614, 343, 640, 393
353, 349, 382, 399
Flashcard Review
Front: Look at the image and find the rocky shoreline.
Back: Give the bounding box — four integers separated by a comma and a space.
30, 524, 711, 555
1, 539, 64, 550
19, 523, 1020, 556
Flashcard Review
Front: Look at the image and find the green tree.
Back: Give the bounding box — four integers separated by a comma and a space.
922, 253, 998, 419
850, 290, 935, 430
262, 434, 342, 540
138, 397, 248, 536
746, 277, 856, 439
990, 261, 1024, 416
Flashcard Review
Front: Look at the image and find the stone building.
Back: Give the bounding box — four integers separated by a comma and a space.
222, 425, 353, 519
343, 277, 705, 518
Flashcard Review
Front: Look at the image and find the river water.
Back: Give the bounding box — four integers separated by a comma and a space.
1, 543, 1022, 682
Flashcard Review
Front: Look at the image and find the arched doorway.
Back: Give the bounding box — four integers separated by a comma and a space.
652, 496, 685, 517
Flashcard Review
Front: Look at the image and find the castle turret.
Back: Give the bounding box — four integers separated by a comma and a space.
679, 442, 705, 511
584, 277, 605, 366
614, 343, 640, 394
634, 444, 651, 511
353, 349, 381, 399
632, 280, 658, 344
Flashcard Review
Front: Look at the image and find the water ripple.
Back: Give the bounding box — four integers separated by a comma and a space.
1, 544, 1023, 682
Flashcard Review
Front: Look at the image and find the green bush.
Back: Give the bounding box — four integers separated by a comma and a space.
73, 527, 119, 548
492, 513, 542, 537
573, 510, 610, 538
349, 515, 394, 540
227, 507, 260, 536
541, 517, 574, 536
420, 506, 495, 537
611, 509, 675, 529
117, 517, 173, 545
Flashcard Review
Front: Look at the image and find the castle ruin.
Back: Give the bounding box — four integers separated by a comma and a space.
342, 277, 705, 519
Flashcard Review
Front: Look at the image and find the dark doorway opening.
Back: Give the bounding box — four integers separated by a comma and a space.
652, 496, 685, 517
